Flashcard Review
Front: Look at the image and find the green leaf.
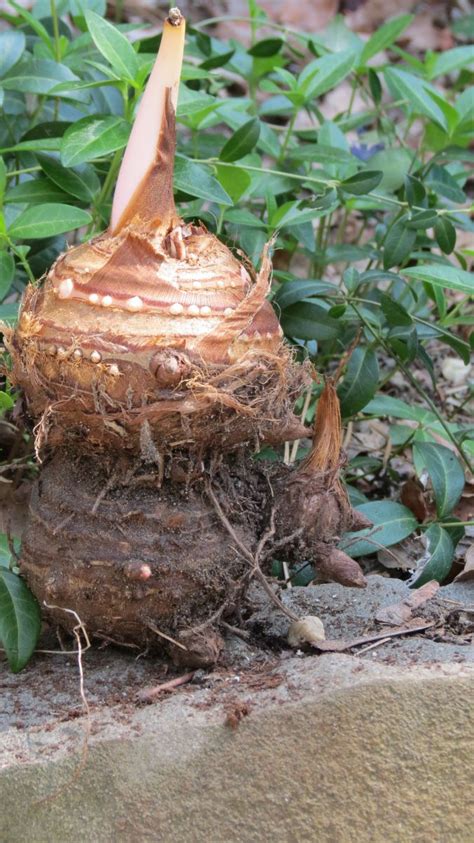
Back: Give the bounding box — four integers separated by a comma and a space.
61, 116, 130, 166
340, 170, 383, 195
0, 391, 14, 411
224, 207, 266, 228
299, 50, 357, 100
37, 153, 100, 203
0, 252, 15, 299
403, 264, 473, 295
426, 165, 466, 204
430, 46, 474, 79
0, 30, 26, 76
280, 301, 340, 342
5, 178, 71, 206
220, 118, 261, 163
2, 58, 88, 102
200, 49, 235, 70
0, 567, 41, 672
85, 10, 139, 82
383, 221, 416, 269
410, 524, 454, 587
405, 209, 438, 229
413, 442, 465, 517
369, 149, 412, 193
359, 14, 413, 65
368, 68, 382, 104
380, 293, 413, 326
274, 279, 336, 310
174, 157, 232, 206
248, 37, 284, 57
216, 166, 251, 203
8, 204, 92, 239
340, 501, 418, 557
384, 67, 448, 131
405, 175, 426, 207
434, 217, 456, 254
337, 347, 379, 416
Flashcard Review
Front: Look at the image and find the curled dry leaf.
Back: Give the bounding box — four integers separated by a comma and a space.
374, 580, 439, 626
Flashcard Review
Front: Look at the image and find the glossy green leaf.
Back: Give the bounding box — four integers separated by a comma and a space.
0, 391, 14, 411
381, 293, 413, 326
0, 567, 41, 672
0, 30, 26, 76
37, 153, 100, 202
406, 209, 438, 229
61, 116, 130, 166
426, 165, 466, 204
280, 301, 340, 341
220, 118, 261, 163
200, 49, 235, 70
274, 279, 336, 310
341, 170, 383, 195
299, 50, 357, 100
338, 347, 379, 416
0, 252, 15, 299
340, 501, 418, 557
359, 14, 413, 64
174, 157, 232, 206
8, 204, 92, 239
414, 442, 465, 517
383, 221, 416, 269
434, 217, 456, 254
405, 175, 426, 207
248, 38, 284, 57
2, 58, 88, 102
410, 524, 454, 587
85, 10, 139, 82
384, 68, 448, 130
216, 166, 251, 203
403, 264, 473, 295
5, 178, 71, 206
430, 46, 474, 79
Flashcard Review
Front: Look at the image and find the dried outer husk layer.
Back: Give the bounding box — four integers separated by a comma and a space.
20, 448, 266, 660
9, 228, 310, 454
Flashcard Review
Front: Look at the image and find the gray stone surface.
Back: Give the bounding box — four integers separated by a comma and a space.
1, 576, 473, 842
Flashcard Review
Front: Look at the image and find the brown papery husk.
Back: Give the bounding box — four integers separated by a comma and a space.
9, 333, 310, 456
273, 379, 367, 588
20, 448, 267, 661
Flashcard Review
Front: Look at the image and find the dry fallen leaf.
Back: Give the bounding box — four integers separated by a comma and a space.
400, 477, 430, 522
374, 580, 439, 625
454, 545, 474, 583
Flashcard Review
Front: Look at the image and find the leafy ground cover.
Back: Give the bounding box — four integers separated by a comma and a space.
0, 0, 472, 669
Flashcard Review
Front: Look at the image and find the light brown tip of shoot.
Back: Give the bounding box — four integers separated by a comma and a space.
167, 7, 184, 26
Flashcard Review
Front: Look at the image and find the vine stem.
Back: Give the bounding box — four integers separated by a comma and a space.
349, 301, 473, 473
191, 157, 473, 216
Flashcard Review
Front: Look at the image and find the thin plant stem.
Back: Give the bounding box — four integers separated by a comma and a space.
349, 301, 473, 472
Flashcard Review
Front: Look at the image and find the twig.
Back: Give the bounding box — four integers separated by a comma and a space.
136, 671, 195, 703
356, 637, 392, 655
147, 622, 188, 651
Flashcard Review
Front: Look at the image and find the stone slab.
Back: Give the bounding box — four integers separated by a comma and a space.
1, 576, 473, 842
